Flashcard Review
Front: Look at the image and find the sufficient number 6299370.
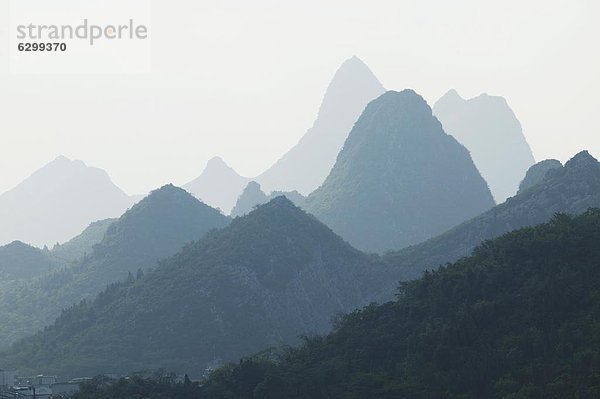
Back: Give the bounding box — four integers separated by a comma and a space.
17, 42, 67, 51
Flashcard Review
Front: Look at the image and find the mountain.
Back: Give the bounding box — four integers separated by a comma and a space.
231, 181, 304, 217
518, 158, 563, 194
303, 89, 495, 253
433, 89, 536, 203
183, 156, 250, 214
199, 210, 600, 398
51, 218, 116, 264
0, 156, 133, 247
383, 150, 600, 285
256, 56, 385, 194
231, 181, 268, 217
0, 184, 230, 348
0, 241, 61, 280
4, 197, 383, 378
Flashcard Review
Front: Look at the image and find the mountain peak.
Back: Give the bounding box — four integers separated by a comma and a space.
0, 157, 131, 247
206, 156, 229, 169
438, 88, 463, 103
52, 155, 71, 163
304, 89, 494, 252
44, 155, 86, 171
518, 159, 563, 194
263, 195, 295, 209
338, 55, 370, 71
255, 56, 385, 195
242, 195, 303, 222
136, 184, 201, 209
377, 89, 428, 107
432, 89, 535, 203
565, 150, 599, 170
317, 57, 385, 119
183, 157, 250, 214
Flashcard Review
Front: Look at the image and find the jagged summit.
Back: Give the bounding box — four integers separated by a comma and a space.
231, 181, 306, 218
565, 150, 598, 169
518, 159, 563, 194
304, 89, 494, 253
183, 156, 250, 214
433, 89, 535, 203
230, 181, 268, 217
256, 56, 385, 194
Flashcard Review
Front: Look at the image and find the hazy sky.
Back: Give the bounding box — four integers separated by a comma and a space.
0, 0, 598, 195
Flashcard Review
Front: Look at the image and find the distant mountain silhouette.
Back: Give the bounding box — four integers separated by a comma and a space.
4, 197, 383, 377
433, 89, 536, 203
518, 159, 563, 194
0, 156, 134, 247
384, 150, 600, 286
0, 241, 61, 280
183, 156, 250, 214
256, 56, 385, 194
0, 184, 230, 348
303, 90, 495, 253
231, 181, 304, 217
51, 218, 115, 264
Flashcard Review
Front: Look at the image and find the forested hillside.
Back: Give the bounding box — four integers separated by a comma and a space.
3, 197, 384, 378
197, 209, 600, 398
0, 185, 229, 347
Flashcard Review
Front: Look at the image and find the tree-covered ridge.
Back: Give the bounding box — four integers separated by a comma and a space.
51, 218, 116, 264
3, 197, 384, 378
383, 150, 600, 286
196, 209, 600, 399
0, 241, 61, 280
0, 184, 229, 348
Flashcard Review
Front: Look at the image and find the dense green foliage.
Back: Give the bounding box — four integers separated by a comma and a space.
3, 197, 383, 378
0, 185, 229, 348
383, 150, 600, 285
304, 89, 495, 253
196, 210, 600, 398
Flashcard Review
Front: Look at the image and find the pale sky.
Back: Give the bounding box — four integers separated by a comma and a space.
0, 0, 598, 195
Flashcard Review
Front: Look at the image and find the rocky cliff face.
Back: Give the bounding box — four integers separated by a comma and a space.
303, 89, 495, 253
518, 159, 563, 194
